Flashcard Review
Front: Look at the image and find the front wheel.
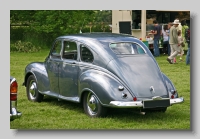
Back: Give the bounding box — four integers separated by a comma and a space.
26, 75, 44, 102
83, 92, 107, 118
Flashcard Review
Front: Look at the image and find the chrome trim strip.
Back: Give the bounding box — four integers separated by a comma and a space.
109, 101, 143, 108
10, 77, 16, 85
109, 97, 184, 108
58, 95, 79, 102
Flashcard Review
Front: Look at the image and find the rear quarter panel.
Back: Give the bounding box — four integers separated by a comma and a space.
78, 67, 133, 105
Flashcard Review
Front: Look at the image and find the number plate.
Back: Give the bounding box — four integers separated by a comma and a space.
143, 99, 170, 108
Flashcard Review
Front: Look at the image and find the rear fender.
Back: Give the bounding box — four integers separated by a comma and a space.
79, 69, 133, 105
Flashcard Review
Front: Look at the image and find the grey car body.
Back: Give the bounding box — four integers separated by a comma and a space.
10, 76, 22, 120
23, 33, 184, 117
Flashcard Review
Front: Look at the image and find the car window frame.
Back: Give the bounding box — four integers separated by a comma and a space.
50, 39, 62, 59
61, 40, 79, 61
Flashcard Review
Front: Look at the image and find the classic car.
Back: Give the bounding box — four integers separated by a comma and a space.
10, 76, 22, 120
23, 33, 184, 117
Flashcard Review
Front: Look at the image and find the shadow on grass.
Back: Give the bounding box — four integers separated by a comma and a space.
41, 95, 180, 121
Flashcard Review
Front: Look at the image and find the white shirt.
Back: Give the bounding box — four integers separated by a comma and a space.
162, 30, 169, 42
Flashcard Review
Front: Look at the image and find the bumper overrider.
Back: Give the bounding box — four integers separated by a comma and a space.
109, 97, 184, 108
10, 108, 22, 120
10, 101, 22, 120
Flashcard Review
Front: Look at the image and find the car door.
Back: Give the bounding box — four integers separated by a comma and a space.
59, 40, 79, 97
46, 39, 62, 95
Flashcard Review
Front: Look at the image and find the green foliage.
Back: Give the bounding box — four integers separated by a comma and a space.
11, 10, 101, 48
10, 40, 41, 53
81, 24, 112, 33
94, 10, 112, 23
29, 10, 95, 36
10, 27, 26, 42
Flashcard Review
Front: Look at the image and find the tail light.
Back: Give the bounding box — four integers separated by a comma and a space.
10, 80, 18, 101
133, 97, 137, 101
170, 90, 176, 99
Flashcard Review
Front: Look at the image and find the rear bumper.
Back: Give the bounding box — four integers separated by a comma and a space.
109, 97, 184, 108
10, 101, 22, 121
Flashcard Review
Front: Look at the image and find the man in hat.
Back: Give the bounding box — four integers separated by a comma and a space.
166, 19, 181, 64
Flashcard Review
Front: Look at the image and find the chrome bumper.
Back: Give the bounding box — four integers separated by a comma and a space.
109, 97, 184, 108
10, 101, 22, 120
10, 108, 22, 120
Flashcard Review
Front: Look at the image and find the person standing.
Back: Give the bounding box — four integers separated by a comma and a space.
185, 24, 190, 65
176, 18, 182, 33
167, 22, 172, 56
162, 24, 169, 55
186, 41, 190, 65
177, 30, 184, 61
167, 19, 181, 64
149, 20, 162, 57
181, 20, 189, 42
181, 20, 189, 62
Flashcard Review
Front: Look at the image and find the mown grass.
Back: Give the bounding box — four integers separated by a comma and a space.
10, 50, 190, 130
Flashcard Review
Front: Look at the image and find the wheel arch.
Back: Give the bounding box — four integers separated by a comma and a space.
24, 72, 37, 87
80, 88, 103, 106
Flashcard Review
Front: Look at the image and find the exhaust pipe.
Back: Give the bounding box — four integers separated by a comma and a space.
140, 110, 146, 115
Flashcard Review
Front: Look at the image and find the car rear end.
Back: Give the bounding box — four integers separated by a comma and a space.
106, 42, 184, 109
10, 76, 22, 121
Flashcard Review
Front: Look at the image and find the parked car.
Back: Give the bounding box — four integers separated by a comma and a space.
10, 76, 22, 121
23, 33, 184, 117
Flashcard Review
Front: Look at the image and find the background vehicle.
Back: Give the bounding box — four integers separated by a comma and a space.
10, 76, 22, 121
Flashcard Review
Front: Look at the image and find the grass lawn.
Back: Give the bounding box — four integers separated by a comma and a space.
10, 49, 190, 130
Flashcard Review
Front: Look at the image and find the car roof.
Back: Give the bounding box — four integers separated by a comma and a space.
59, 32, 135, 38
57, 32, 138, 42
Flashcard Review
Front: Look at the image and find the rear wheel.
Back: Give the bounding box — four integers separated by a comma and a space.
83, 92, 107, 118
26, 75, 44, 102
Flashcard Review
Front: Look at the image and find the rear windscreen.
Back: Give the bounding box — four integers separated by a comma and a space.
109, 42, 145, 55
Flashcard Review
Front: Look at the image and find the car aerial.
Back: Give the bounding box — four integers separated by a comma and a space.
10, 76, 22, 121
23, 32, 184, 117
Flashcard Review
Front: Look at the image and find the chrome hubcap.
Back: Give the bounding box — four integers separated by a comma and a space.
87, 93, 99, 115
29, 81, 37, 99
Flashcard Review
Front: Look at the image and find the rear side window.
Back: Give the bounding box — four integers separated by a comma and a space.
80, 45, 94, 63
109, 42, 145, 55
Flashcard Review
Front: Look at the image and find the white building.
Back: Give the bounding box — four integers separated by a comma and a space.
112, 10, 190, 40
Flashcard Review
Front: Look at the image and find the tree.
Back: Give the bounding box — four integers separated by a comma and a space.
11, 10, 95, 35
